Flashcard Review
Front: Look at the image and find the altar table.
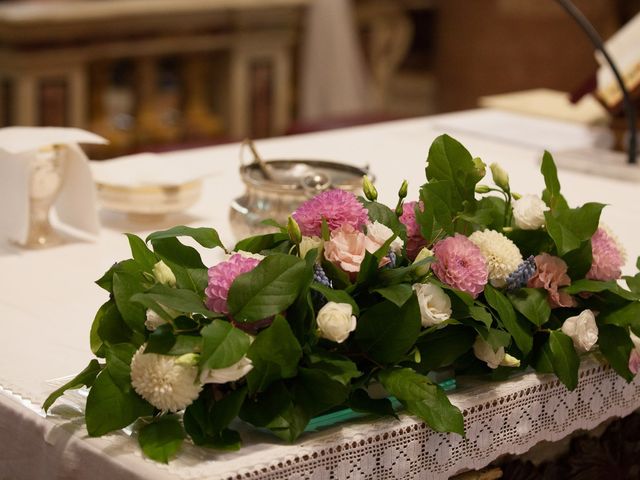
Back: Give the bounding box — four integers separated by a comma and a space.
1, 109, 639, 479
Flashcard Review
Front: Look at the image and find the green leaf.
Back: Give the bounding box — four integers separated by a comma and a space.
417, 326, 476, 371
372, 284, 414, 307
484, 285, 532, 354
95, 259, 143, 292
151, 237, 205, 270
240, 382, 309, 442
562, 240, 593, 280
228, 254, 312, 322
246, 316, 302, 393
43, 359, 102, 412
540, 151, 569, 211
112, 271, 147, 333
307, 350, 362, 386
310, 283, 359, 315
419, 180, 457, 238
131, 284, 212, 317
234, 232, 289, 254
548, 330, 579, 390
544, 203, 605, 256
167, 335, 202, 356
125, 233, 157, 271
105, 343, 137, 392
85, 370, 153, 437
379, 368, 464, 435
138, 415, 185, 463
292, 368, 350, 417
200, 320, 251, 370
426, 134, 477, 205
210, 387, 248, 433
506, 230, 554, 258
145, 324, 177, 355
348, 389, 396, 418
377, 258, 433, 286
355, 296, 421, 365
598, 324, 634, 381
468, 305, 493, 328
90, 300, 133, 357
360, 199, 406, 237
599, 302, 640, 330
563, 279, 619, 295
356, 251, 381, 285
183, 392, 246, 450
507, 288, 550, 327
146, 226, 225, 250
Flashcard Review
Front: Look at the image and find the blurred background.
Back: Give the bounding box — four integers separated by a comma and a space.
0, 0, 638, 158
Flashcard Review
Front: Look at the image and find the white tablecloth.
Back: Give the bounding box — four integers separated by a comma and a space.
1, 109, 639, 479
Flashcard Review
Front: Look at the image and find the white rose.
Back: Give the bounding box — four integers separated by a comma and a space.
412, 282, 451, 327
413, 247, 434, 276
317, 302, 357, 343
365, 221, 404, 254
512, 194, 548, 230
152, 260, 177, 287
473, 336, 520, 369
200, 356, 254, 384
144, 309, 167, 331
561, 309, 598, 353
299, 236, 323, 260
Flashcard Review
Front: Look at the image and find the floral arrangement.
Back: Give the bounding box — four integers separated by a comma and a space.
44, 135, 640, 463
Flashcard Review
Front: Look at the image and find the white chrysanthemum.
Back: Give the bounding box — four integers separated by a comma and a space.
469, 229, 522, 288
130, 345, 202, 412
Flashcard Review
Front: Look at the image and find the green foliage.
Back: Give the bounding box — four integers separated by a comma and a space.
246, 316, 302, 394
200, 320, 252, 370
417, 326, 476, 371
544, 203, 605, 256
138, 416, 185, 463
306, 350, 362, 386
234, 232, 290, 254
43, 359, 102, 412
507, 288, 550, 327
125, 233, 158, 271
85, 369, 153, 437
371, 283, 414, 307
228, 254, 312, 322
540, 151, 569, 211
379, 368, 464, 435
146, 226, 225, 250
597, 324, 634, 381
348, 389, 396, 418
310, 283, 359, 314
355, 297, 421, 365
484, 285, 532, 354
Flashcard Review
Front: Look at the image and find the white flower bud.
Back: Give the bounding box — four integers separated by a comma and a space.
299, 236, 323, 261
200, 356, 254, 384
490, 163, 509, 191
413, 247, 434, 276
501, 354, 521, 368
145, 309, 167, 331
512, 194, 548, 230
473, 336, 505, 369
316, 302, 357, 343
561, 310, 598, 353
152, 260, 177, 287
412, 282, 452, 327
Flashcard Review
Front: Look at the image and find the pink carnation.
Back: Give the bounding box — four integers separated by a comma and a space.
527, 253, 576, 308
399, 201, 426, 260
587, 228, 625, 281
432, 234, 488, 298
292, 189, 369, 237
205, 254, 261, 313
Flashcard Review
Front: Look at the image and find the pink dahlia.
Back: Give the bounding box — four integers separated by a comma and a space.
432, 234, 488, 298
527, 253, 576, 308
587, 227, 625, 281
292, 189, 369, 237
205, 254, 261, 313
399, 201, 426, 260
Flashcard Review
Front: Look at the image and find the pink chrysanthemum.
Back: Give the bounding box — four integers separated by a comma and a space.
432, 234, 488, 298
205, 254, 261, 313
292, 189, 369, 237
587, 227, 625, 281
399, 201, 426, 260
527, 253, 576, 309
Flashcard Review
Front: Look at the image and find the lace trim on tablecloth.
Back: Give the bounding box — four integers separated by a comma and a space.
148, 359, 640, 480
11, 358, 640, 480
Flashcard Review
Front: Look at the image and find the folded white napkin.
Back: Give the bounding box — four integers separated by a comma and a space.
90, 152, 217, 187
0, 127, 107, 244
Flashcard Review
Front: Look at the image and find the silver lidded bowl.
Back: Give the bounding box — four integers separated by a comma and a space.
229, 141, 371, 239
